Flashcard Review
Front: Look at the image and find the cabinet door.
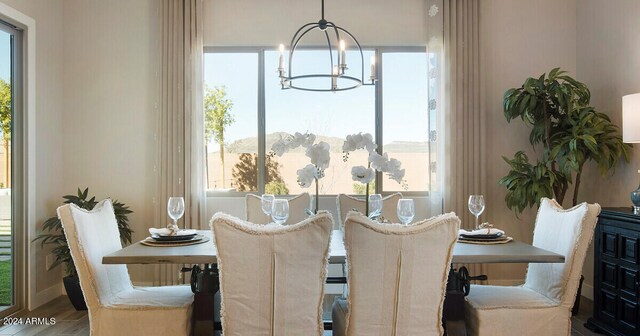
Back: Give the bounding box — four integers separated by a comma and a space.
620, 233, 639, 264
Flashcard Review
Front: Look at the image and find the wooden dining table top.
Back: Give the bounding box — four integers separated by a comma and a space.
103, 230, 564, 265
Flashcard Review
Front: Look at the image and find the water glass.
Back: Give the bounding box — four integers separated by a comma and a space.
368, 194, 383, 218
261, 194, 275, 216
271, 199, 290, 225
397, 199, 415, 225
468, 195, 485, 229
167, 197, 185, 227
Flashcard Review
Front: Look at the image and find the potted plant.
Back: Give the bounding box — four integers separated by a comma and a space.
499, 68, 631, 212
34, 188, 133, 310
499, 68, 631, 314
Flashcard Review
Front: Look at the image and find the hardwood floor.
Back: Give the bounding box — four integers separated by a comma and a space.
1, 295, 602, 335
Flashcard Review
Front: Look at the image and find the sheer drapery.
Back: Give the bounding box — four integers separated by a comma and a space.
155, 0, 205, 285
429, 0, 487, 278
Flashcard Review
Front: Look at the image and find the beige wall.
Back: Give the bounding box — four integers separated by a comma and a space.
576, 0, 640, 297
61, 0, 161, 283
480, 0, 577, 283
203, 0, 428, 46
0, 0, 65, 294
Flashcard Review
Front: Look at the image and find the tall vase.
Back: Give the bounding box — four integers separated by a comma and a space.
314, 178, 319, 214
365, 182, 370, 216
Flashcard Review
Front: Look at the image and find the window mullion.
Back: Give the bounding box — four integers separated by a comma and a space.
374, 48, 383, 194
258, 50, 266, 194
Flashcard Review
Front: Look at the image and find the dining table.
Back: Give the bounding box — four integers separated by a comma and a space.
103, 229, 564, 335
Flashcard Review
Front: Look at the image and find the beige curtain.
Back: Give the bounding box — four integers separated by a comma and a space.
155, 0, 205, 285
442, 0, 487, 279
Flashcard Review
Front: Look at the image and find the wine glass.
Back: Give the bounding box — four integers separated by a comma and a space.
397, 199, 415, 225
368, 194, 383, 218
468, 195, 485, 230
261, 194, 275, 216
167, 197, 185, 228
271, 199, 290, 225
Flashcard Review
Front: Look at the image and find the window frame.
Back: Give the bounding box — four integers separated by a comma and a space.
204, 46, 429, 198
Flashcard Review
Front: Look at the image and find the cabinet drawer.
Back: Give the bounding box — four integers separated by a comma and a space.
620, 234, 639, 264
602, 230, 618, 258
620, 266, 639, 297
601, 261, 617, 290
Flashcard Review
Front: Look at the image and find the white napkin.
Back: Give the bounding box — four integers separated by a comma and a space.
149, 228, 197, 236
459, 226, 505, 236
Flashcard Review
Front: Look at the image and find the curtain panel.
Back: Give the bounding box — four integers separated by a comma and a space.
155, 0, 205, 285
429, 0, 487, 279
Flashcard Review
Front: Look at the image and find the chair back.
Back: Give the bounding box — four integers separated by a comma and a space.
245, 192, 311, 224
337, 192, 402, 228
211, 211, 333, 336
524, 198, 601, 307
57, 199, 133, 309
343, 211, 459, 335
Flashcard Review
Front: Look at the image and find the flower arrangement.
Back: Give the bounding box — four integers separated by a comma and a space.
270, 132, 329, 214
342, 132, 407, 216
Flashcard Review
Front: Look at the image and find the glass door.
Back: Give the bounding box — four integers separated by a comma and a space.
0, 19, 22, 316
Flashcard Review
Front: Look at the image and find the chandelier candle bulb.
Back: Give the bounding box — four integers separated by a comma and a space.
370, 55, 376, 81
278, 44, 285, 70
339, 40, 346, 69
332, 66, 338, 90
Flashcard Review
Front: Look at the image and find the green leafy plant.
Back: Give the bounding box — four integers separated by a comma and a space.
34, 188, 133, 276
499, 68, 631, 214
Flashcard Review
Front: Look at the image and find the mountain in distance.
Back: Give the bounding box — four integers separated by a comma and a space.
222, 132, 428, 153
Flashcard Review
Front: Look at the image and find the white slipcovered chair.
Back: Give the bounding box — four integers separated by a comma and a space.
57, 199, 193, 336
211, 211, 333, 336
245, 192, 311, 224
336, 192, 403, 228
464, 198, 601, 336
332, 210, 460, 336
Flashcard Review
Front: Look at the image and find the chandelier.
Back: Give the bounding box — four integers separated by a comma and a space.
278, 0, 376, 92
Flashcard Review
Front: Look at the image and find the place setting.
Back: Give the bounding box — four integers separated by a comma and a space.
141, 197, 209, 247
458, 195, 512, 244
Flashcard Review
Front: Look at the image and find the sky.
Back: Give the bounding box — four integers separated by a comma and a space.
0, 31, 10, 81
203, 49, 429, 148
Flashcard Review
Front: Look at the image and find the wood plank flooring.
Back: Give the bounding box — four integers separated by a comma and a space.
1, 295, 602, 335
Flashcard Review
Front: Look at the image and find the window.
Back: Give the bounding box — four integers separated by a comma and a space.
203, 47, 431, 195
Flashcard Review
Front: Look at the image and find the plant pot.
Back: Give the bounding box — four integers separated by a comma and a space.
63, 275, 87, 311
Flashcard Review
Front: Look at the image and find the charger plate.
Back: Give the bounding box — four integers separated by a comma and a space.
140, 235, 210, 247
458, 236, 513, 245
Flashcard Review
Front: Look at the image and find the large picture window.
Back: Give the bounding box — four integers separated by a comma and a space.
204, 47, 431, 195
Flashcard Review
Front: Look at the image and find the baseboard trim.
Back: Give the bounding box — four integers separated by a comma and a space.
582, 283, 593, 300
29, 283, 63, 310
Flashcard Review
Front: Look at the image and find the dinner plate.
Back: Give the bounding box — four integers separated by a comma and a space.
151, 233, 198, 242
459, 232, 503, 239
458, 235, 509, 242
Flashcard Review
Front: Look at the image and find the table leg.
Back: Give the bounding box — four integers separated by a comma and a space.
443, 266, 468, 336
190, 264, 220, 336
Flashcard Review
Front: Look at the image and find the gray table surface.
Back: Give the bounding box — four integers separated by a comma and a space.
103, 230, 565, 265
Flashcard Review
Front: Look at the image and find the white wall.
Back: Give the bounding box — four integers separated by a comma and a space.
0, 0, 65, 300
62, 0, 161, 283
576, 0, 640, 299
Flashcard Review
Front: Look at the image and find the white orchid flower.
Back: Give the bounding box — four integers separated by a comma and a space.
387, 168, 406, 184
271, 139, 289, 157
296, 164, 318, 188
369, 152, 389, 171
351, 166, 375, 184
306, 141, 331, 170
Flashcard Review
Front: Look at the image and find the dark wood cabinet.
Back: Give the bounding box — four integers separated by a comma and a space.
586, 207, 640, 335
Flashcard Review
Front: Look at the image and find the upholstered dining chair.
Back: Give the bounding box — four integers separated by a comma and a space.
57, 199, 193, 336
332, 210, 460, 336
336, 192, 403, 229
245, 192, 311, 224
464, 198, 601, 336
211, 211, 333, 336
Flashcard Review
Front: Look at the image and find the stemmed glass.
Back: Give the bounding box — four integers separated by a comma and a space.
468, 195, 485, 230
261, 194, 275, 216
368, 194, 383, 218
167, 197, 185, 229
397, 199, 415, 225
271, 199, 290, 225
